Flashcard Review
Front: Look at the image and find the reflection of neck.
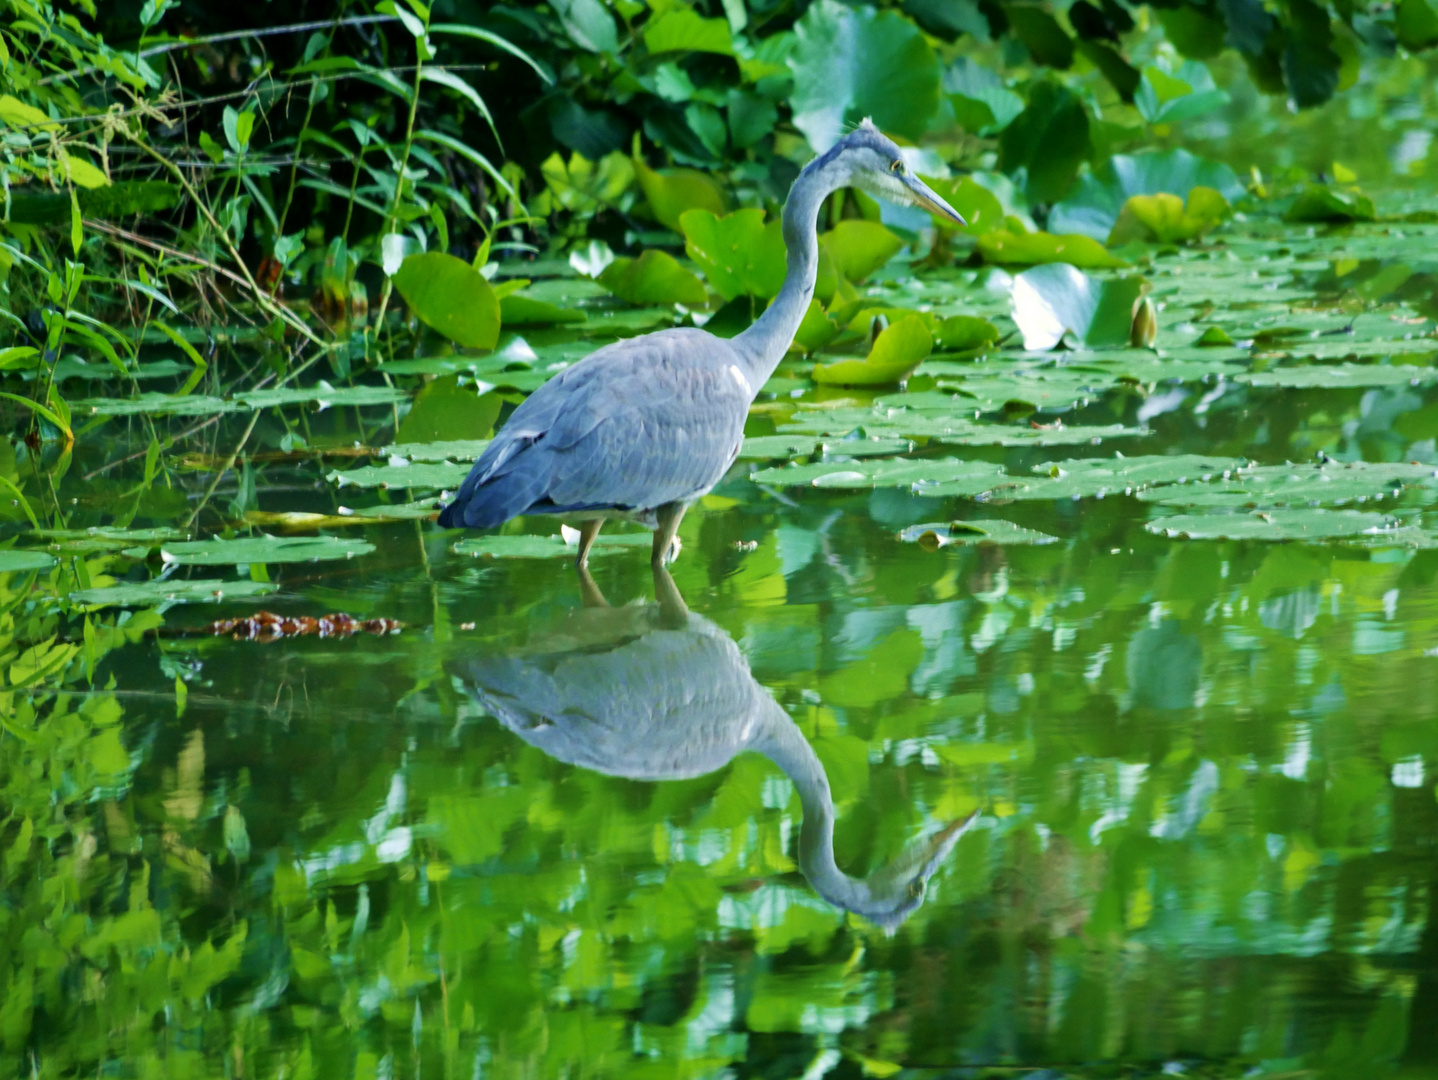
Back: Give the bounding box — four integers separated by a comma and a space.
750, 701, 879, 916
732, 158, 841, 389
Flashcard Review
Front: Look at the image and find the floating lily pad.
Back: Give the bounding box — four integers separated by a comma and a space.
69, 578, 278, 608
1146, 508, 1402, 541
934, 423, 1146, 447
236, 385, 409, 409
898, 519, 1060, 547
0, 549, 58, 571
750, 457, 1005, 490
740, 434, 823, 459
159, 536, 376, 566
30, 526, 185, 555
382, 440, 492, 462
498, 292, 587, 325
75, 393, 242, 417
1108, 187, 1230, 245
1235, 365, 1438, 389
1011, 264, 1148, 351
934, 315, 1001, 352
454, 532, 653, 559
924, 453, 1250, 501
1139, 461, 1438, 507
328, 463, 472, 489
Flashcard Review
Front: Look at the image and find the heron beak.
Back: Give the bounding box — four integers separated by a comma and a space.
904, 174, 966, 226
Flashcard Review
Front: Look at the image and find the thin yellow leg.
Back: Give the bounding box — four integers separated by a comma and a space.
575, 519, 603, 570
577, 563, 609, 608
651, 502, 686, 567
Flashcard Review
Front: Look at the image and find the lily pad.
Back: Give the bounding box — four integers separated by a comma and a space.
1235, 365, 1438, 389
925, 453, 1250, 501
750, 457, 1005, 490
1107, 187, 1230, 245
392, 252, 502, 349
820, 220, 904, 284
454, 532, 653, 559
934, 423, 1146, 447
159, 536, 376, 566
75, 393, 243, 417
898, 520, 1060, 547
382, 440, 492, 462
497, 292, 587, 326
1010, 264, 1149, 351
1048, 150, 1244, 242
812, 314, 933, 386
0, 549, 58, 571
680, 209, 786, 301
30, 526, 185, 554
1146, 508, 1403, 541
740, 434, 824, 459
934, 315, 1001, 352
975, 230, 1129, 269
1285, 184, 1377, 223
1139, 461, 1438, 507
597, 250, 708, 305
329, 463, 472, 489
69, 578, 278, 608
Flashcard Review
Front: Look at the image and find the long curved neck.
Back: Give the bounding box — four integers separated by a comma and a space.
731, 158, 844, 388
749, 701, 875, 915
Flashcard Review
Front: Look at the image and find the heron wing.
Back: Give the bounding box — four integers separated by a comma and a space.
442, 329, 750, 526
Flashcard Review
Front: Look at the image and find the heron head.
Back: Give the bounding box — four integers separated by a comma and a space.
822, 118, 966, 226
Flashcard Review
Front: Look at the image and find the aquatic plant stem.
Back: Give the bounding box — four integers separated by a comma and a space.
368, 44, 427, 337
184, 412, 259, 530
129, 140, 329, 349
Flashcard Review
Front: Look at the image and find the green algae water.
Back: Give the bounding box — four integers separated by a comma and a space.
10, 97, 1438, 1080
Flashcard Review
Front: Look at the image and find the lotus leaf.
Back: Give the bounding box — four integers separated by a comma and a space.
1010, 264, 1149, 351
634, 154, 726, 232
1146, 508, 1403, 541
1108, 187, 1230, 245
898, 519, 1060, 547
820, 220, 905, 284
597, 250, 708, 306
750, 457, 1005, 490
329, 463, 472, 490
392, 252, 501, 350
1236, 365, 1438, 389
976, 230, 1129, 269
160, 536, 376, 566
680, 209, 786, 301
68, 579, 278, 608
812, 314, 934, 386
1049, 150, 1244, 241
1285, 185, 1378, 223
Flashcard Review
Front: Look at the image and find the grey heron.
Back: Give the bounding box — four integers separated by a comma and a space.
452, 566, 979, 930
437, 120, 965, 567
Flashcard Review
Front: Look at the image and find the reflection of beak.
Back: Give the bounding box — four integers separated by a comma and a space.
905, 174, 966, 225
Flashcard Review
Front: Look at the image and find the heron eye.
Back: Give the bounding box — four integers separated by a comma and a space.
890, 160, 903, 173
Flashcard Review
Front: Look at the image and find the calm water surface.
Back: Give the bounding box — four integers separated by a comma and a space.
14, 74, 1438, 1080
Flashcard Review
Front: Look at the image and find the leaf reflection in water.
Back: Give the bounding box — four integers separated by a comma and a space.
450, 566, 978, 931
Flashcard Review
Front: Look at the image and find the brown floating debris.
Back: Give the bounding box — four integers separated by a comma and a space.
196, 610, 403, 641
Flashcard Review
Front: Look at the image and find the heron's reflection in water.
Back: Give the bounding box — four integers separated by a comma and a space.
452, 567, 977, 931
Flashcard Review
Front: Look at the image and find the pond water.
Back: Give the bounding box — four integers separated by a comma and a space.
10, 87, 1438, 1080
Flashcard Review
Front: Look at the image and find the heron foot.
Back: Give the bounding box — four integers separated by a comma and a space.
650, 502, 687, 567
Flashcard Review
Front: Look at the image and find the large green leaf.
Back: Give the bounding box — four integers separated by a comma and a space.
634, 155, 727, 232
975, 229, 1128, 268
597, 250, 708, 305
898, 519, 1060, 547
1107, 187, 1230, 244
820, 220, 904, 283
392, 253, 501, 349
788, 0, 942, 151
680, 209, 786, 301
644, 9, 734, 55
395, 377, 501, 444
1146, 508, 1402, 541
1284, 184, 1377, 223
998, 81, 1092, 205
812, 314, 933, 385
1049, 150, 1244, 241
1010, 263, 1148, 350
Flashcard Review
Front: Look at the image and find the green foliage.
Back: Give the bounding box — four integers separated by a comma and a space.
812, 313, 934, 385
597, 250, 708, 306
1011, 263, 1149, 349
1050, 150, 1245, 241
681, 209, 786, 301
392, 253, 502, 349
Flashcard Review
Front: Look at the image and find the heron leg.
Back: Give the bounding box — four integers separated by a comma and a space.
651, 562, 689, 628
576, 562, 609, 608
651, 502, 687, 567
575, 519, 603, 570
